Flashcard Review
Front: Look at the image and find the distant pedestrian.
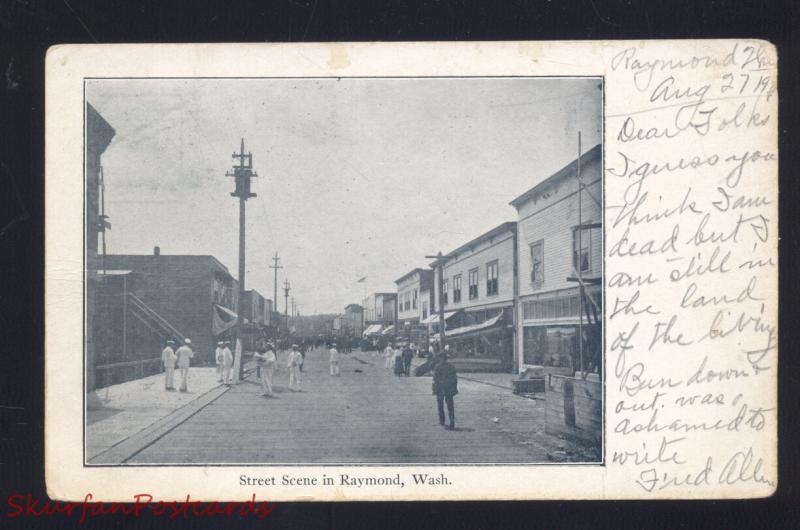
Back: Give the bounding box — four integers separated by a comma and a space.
432, 351, 458, 430
221, 341, 234, 385
299, 342, 307, 372
402, 344, 413, 376
253, 343, 276, 397
287, 344, 303, 391
215, 341, 225, 382
329, 342, 340, 376
176, 338, 194, 392
161, 339, 177, 391
393, 344, 404, 376
383, 343, 394, 370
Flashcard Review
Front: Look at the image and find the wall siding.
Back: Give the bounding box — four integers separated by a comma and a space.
434, 231, 516, 312
517, 156, 602, 298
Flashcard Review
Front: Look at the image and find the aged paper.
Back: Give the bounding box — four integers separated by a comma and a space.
45, 40, 777, 501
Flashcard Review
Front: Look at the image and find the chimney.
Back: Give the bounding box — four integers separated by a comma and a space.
154, 246, 161, 256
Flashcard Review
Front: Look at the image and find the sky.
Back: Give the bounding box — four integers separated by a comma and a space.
87, 77, 601, 315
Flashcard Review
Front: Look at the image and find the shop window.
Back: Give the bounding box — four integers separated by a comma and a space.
523, 326, 575, 368
422, 301, 428, 320
453, 275, 462, 303
413, 288, 418, 310
530, 240, 544, 285
486, 260, 499, 295
468, 268, 479, 300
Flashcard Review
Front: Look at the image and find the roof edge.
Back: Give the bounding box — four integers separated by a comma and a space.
509, 143, 601, 208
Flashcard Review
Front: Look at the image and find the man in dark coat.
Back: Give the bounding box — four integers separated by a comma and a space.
402, 343, 414, 376
432, 352, 458, 430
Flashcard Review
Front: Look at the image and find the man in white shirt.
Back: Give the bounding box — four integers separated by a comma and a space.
253, 343, 277, 397
221, 340, 234, 385
287, 344, 302, 391
161, 339, 177, 391
175, 338, 194, 392
329, 342, 340, 376
215, 341, 225, 382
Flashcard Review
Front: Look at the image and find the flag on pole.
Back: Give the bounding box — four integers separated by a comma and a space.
357, 277, 366, 283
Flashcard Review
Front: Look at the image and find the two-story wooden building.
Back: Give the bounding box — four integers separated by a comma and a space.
100, 248, 240, 367
510, 143, 602, 376
430, 222, 518, 372
241, 289, 271, 327
241, 289, 273, 349
361, 292, 397, 337
395, 268, 434, 344
342, 303, 364, 338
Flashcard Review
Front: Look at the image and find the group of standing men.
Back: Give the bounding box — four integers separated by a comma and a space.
252, 342, 304, 397
215, 341, 235, 385
161, 338, 195, 392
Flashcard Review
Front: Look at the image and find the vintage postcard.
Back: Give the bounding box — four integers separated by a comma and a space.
45, 40, 777, 501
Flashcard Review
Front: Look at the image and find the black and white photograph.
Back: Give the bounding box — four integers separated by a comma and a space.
83, 76, 603, 466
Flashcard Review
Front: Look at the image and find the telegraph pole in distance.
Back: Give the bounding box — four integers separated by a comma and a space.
283, 279, 291, 336
425, 251, 446, 352
227, 138, 257, 381
269, 252, 282, 336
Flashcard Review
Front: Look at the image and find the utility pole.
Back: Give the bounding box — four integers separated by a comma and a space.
576, 131, 584, 376
269, 252, 282, 329
425, 251, 447, 352
283, 279, 291, 334
98, 166, 111, 276
227, 138, 257, 381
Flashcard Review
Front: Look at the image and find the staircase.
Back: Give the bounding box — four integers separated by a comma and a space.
127, 292, 187, 342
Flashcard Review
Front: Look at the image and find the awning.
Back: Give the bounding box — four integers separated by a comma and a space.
212, 304, 238, 336
363, 324, 383, 336
420, 311, 459, 325
441, 310, 505, 339
381, 325, 395, 335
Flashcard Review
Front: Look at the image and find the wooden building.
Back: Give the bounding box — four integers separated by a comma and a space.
98, 249, 240, 370
395, 268, 434, 345
510, 143, 602, 376
85, 103, 116, 390
342, 303, 364, 338
430, 222, 518, 372
361, 292, 397, 327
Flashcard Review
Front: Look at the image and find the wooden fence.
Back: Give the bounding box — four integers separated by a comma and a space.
95, 357, 162, 388
544, 374, 602, 446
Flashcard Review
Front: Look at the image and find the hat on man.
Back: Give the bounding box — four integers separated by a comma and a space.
291, 343, 299, 348
184, 338, 192, 344
167, 339, 175, 345
217, 341, 224, 346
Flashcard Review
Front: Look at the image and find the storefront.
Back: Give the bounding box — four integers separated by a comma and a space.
519, 285, 601, 375
431, 307, 514, 372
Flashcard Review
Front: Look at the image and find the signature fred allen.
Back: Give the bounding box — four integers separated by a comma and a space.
614, 437, 775, 493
